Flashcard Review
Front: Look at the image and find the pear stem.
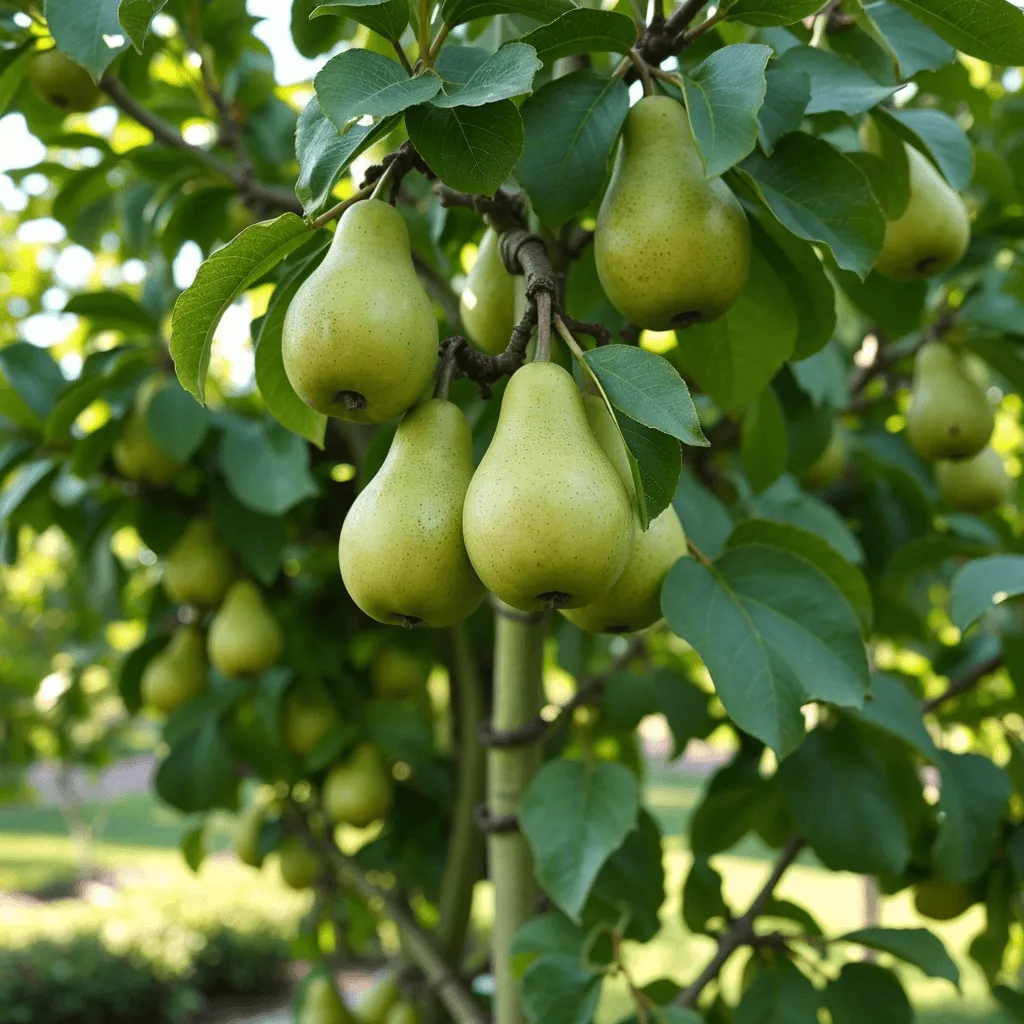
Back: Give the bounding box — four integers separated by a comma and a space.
370, 159, 401, 202
310, 185, 373, 230
434, 341, 460, 400
630, 48, 656, 96
534, 292, 552, 362
426, 23, 451, 65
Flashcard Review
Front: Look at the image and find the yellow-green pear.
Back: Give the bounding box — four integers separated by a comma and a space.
340, 399, 485, 628
873, 145, 970, 280
356, 971, 401, 1023
563, 396, 686, 634
906, 342, 994, 461
383, 1004, 419, 1024
207, 580, 283, 677
460, 227, 516, 355
301, 976, 356, 1024
961, 351, 989, 391
913, 880, 975, 921
278, 835, 321, 890
234, 800, 268, 867
937, 446, 1012, 512
372, 648, 430, 698
141, 628, 207, 714
801, 430, 847, 488
322, 744, 393, 827
29, 49, 100, 113
282, 200, 438, 422
463, 362, 634, 611
283, 683, 340, 755
162, 519, 233, 606
113, 379, 181, 486
594, 96, 750, 330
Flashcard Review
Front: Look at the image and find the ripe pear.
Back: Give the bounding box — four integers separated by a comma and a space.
594, 96, 750, 330
383, 1004, 419, 1024
463, 362, 634, 611
562, 396, 686, 634
340, 399, 485, 628
356, 971, 400, 1023
29, 49, 100, 113
460, 227, 516, 355
801, 429, 847, 488
372, 648, 430, 699
937, 446, 1012, 512
113, 379, 181, 486
283, 683, 340, 756
322, 744, 393, 827
207, 580, 283, 678
282, 200, 438, 422
906, 342, 994, 461
301, 976, 356, 1024
278, 835, 321, 890
162, 519, 233, 606
141, 628, 207, 714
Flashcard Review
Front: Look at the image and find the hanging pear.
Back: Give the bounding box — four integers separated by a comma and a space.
278, 836, 321, 890
207, 580, 283, 677
340, 398, 485, 628
383, 1004, 419, 1024
162, 519, 234, 606
282, 199, 438, 422
906, 342, 993, 461
283, 683, 340, 756
594, 96, 750, 331
562, 396, 687, 634
235, 796, 270, 868
460, 227, 516, 355
29, 49, 100, 112
937, 446, 1012, 512
141, 628, 207, 714
322, 744, 393, 827
463, 363, 634, 611
301, 975, 357, 1024
113, 378, 181, 486
356, 972, 401, 1023
372, 647, 430, 698
801, 429, 847, 488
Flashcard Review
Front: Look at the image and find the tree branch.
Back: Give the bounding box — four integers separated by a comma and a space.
923, 653, 1004, 713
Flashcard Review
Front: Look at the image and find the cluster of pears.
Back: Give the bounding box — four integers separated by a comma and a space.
299, 972, 419, 1024
29, 48, 100, 113
905, 342, 1010, 511
340, 357, 686, 634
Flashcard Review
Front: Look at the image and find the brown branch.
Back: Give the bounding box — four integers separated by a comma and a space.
435, 185, 528, 232
923, 653, 1004, 713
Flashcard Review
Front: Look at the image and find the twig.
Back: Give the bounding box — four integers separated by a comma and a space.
630, 47, 656, 96
635, 0, 710, 65
686, 538, 712, 566
427, 23, 451, 64
434, 339, 461, 400
535, 292, 552, 362
435, 185, 528, 232
393, 39, 414, 74
679, 6, 726, 45
923, 654, 1004, 713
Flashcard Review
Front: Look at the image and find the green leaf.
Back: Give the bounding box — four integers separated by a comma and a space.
827, 258, 926, 336
690, 746, 774, 853
312, 0, 409, 40
723, 0, 826, 25
934, 750, 1011, 883
864, 2, 956, 76
758, 67, 811, 154
254, 240, 330, 447
432, 42, 541, 108
827, 962, 911, 1024
406, 99, 523, 194
739, 132, 885, 277
655, 668, 714, 757
219, 416, 319, 516
521, 955, 602, 1024
774, 45, 898, 115
170, 214, 311, 403
616, 413, 681, 527
118, 635, 167, 714
0, 458, 58, 523
741, 387, 787, 493
790, 344, 849, 408
519, 9, 637, 64
45, 0, 130, 79
673, 471, 733, 559
63, 290, 157, 332
117, 0, 167, 51
181, 823, 206, 873
995, 986, 1024, 1021
662, 546, 870, 755
521, 759, 639, 921
155, 718, 238, 813
510, 914, 585, 978
0, 47, 34, 120
735, 960, 820, 1024
890, 0, 1024, 65
681, 43, 771, 177
850, 673, 937, 757
727, 519, 872, 633
145, 381, 209, 462
315, 50, 440, 130
440, 0, 574, 28
0, 343, 66, 420
683, 854, 731, 933
950, 554, 1024, 631
672, 243, 797, 410
516, 70, 629, 229
838, 927, 960, 986
880, 106, 974, 191
210, 484, 285, 585
583, 345, 707, 448
780, 722, 910, 874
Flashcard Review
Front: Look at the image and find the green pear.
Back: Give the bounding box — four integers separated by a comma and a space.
301, 976, 356, 1024
906, 342, 994, 461
562, 396, 686, 634
113, 379, 181, 486
913, 880, 975, 921
28, 49, 100, 113
961, 351, 989, 391
463, 362, 634, 611
383, 1004, 419, 1024
460, 227, 516, 355
340, 399, 485, 628
282, 200, 438, 422
372, 648, 430, 699
283, 683, 340, 756
801, 429, 847, 488
873, 145, 970, 280
141, 628, 207, 714
356, 971, 401, 1023
278, 835, 321, 890
594, 95, 750, 330
322, 744, 393, 827
937, 446, 1011, 512
234, 799, 268, 867
207, 580, 283, 677
162, 519, 233, 606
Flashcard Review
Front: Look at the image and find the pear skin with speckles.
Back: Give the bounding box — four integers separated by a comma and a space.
460, 227, 516, 355
282, 200, 438, 422
463, 363, 634, 612
594, 96, 750, 331
340, 399, 485, 628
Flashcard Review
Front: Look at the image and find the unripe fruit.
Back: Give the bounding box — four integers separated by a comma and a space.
323, 744, 393, 827
278, 836, 320, 890
29, 49, 100, 113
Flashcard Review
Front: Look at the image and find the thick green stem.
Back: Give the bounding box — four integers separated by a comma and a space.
489, 604, 547, 1024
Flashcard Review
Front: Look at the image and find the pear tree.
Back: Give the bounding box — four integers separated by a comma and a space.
2, 2, 1024, 1024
